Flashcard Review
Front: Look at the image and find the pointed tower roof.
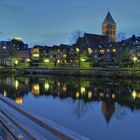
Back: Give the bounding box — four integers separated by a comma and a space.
103, 12, 116, 24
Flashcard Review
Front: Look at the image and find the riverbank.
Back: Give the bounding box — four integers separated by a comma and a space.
14, 67, 140, 78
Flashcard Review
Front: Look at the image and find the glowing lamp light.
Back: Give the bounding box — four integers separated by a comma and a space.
133, 56, 138, 62
15, 60, 19, 65
57, 60, 60, 63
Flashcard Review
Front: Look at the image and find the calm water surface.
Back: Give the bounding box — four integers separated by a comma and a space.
0, 76, 140, 140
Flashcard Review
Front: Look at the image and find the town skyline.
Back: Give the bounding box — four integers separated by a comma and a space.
0, 0, 140, 46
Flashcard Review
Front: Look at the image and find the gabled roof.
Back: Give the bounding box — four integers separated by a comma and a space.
84, 33, 108, 47
102, 12, 116, 25
124, 35, 140, 44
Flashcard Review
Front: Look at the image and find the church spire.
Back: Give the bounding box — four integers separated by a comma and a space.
103, 11, 116, 25
102, 12, 116, 42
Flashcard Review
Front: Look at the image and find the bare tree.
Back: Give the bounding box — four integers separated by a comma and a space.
69, 30, 84, 44
117, 32, 127, 41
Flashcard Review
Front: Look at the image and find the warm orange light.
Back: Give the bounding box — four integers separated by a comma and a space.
15, 97, 23, 105
32, 84, 40, 95
4, 90, 7, 97
63, 84, 67, 92
88, 91, 92, 99
76, 92, 80, 98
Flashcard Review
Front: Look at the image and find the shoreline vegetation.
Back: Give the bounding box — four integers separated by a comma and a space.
1, 66, 140, 78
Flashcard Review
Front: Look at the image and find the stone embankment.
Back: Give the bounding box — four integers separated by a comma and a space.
15, 67, 140, 78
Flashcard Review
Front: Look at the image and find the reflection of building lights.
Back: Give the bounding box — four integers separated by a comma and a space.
81, 87, 86, 95
4, 90, 7, 97
32, 84, 40, 95
132, 90, 137, 99
44, 59, 50, 63
76, 92, 80, 98
15, 97, 23, 105
106, 94, 110, 98
133, 56, 138, 63
15, 80, 19, 89
112, 94, 116, 99
57, 82, 60, 86
80, 58, 86, 62
99, 93, 104, 97
88, 91, 92, 99
44, 82, 50, 91
63, 84, 67, 92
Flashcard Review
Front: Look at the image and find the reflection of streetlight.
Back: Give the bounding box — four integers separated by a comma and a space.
44, 82, 50, 91
132, 56, 137, 70
15, 60, 19, 65
132, 90, 137, 99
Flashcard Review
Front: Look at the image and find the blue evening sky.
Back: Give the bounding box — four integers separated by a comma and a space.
0, 0, 139, 46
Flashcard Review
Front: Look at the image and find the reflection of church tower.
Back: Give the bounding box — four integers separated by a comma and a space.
102, 100, 115, 124
102, 12, 116, 42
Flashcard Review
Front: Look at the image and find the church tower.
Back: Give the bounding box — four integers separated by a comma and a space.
102, 12, 116, 42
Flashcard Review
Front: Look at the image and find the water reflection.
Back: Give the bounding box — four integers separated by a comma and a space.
0, 76, 140, 124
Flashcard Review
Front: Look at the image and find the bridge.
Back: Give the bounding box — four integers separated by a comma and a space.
0, 94, 90, 140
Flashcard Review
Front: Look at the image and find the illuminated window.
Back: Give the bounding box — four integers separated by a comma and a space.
107, 49, 110, 52
88, 48, 93, 54
63, 84, 67, 92
76, 48, 80, 52
112, 48, 117, 52
32, 84, 40, 95
99, 49, 105, 54
63, 54, 67, 58
15, 97, 23, 105
32, 54, 39, 57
